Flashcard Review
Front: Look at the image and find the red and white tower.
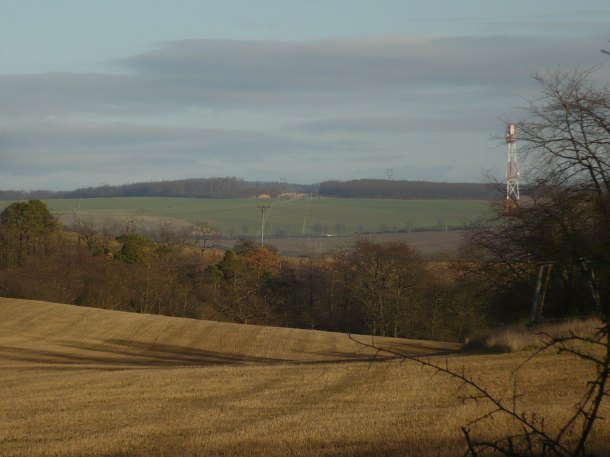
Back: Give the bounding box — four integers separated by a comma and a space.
505, 123, 519, 208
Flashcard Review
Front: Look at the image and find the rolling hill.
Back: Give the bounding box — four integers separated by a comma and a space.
0, 297, 458, 369
4, 196, 491, 237
1, 298, 607, 457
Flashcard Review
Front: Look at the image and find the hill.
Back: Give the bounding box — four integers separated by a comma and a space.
0, 297, 459, 369
318, 179, 498, 200
29, 196, 490, 239
1, 298, 607, 457
0, 177, 497, 200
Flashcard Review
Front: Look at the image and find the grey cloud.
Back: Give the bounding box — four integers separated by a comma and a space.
0, 73, 134, 116
2, 34, 607, 119
296, 111, 503, 135
123, 34, 607, 89
0, 120, 315, 162
0, 119, 374, 189
2, 33, 609, 190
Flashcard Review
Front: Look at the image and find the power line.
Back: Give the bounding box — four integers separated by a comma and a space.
257, 205, 271, 246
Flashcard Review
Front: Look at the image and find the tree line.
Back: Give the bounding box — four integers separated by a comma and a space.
318, 179, 498, 200
0, 177, 311, 200
0, 177, 498, 201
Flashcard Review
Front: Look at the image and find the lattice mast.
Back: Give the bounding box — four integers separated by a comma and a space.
505, 123, 520, 208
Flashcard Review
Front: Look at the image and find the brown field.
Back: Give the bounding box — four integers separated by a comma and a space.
255, 230, 467, 257
0, 298, 608, 457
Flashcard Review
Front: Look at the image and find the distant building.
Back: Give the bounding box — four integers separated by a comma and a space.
257, 193, 272, 199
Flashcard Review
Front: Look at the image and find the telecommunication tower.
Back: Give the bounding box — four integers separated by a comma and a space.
505, 123, 520, 209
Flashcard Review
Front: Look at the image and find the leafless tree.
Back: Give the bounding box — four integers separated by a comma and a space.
466, 69, 610, 321
191, 220, 220, 256
371, 69, 610, 456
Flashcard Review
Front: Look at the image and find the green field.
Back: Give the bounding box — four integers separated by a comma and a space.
2, 197, 491, 237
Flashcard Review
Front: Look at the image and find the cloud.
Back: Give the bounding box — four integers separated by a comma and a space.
0, 119, 325, 168
123, 34, 604, 90
0, 119, 374, 189
295, 110, 503, 135
1, 34, 609, 190
2, 34, 607, 118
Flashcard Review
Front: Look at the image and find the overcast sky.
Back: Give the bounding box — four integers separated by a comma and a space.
1, 1, 610, 191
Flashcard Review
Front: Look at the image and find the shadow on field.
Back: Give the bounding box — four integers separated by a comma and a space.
0, 336, 460, 369
103, 338, 286, 365
0, 339, 284, 368
383, 340, 462, 356
302, 336, 461, 363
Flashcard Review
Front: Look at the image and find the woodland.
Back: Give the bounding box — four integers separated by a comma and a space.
0, 204, 480, 342
0, 177, 495, 201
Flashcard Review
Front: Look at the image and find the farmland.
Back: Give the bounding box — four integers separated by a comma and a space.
0, 196, 490, 255
1, 297, 608, 457
27, 196, 491, 237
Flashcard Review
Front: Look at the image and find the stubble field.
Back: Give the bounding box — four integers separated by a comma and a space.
0, 297, 608, 457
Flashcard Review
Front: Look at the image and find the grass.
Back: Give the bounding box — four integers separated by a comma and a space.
0, 298, 608, 456
0, 196, 489, 255
463, 318, 603, 353
0, 196, 491, 237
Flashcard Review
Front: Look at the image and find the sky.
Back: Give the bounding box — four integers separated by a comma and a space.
1, 1, 610, 191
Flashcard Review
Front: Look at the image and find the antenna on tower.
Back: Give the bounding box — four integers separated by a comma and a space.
505, 123, 520, 211
386, 168, 393, 180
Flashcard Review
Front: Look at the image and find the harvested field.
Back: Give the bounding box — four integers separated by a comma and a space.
262, 230, 467, 256
0, 298, 608, 456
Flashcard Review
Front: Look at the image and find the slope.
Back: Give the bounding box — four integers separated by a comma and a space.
0, 298, 608, 457
0, 297, 459, 369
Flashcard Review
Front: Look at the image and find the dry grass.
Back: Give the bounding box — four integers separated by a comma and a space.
0, 298, 608, 457
463, 318, 603, 353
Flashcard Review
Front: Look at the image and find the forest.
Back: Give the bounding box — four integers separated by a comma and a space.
317, 179, 497, 200
0, 200, 481, 342
0, 177, 496, 201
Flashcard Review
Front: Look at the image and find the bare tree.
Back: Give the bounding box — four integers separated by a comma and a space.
473, 69, 610, 455
72, 207, 98, 252
334, 239, 429, 340
465, 69, 610, 321
364, 69, 610, 456
191, 220, 220, 256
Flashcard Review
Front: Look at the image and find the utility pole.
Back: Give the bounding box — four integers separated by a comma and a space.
257, 205, 271, 246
